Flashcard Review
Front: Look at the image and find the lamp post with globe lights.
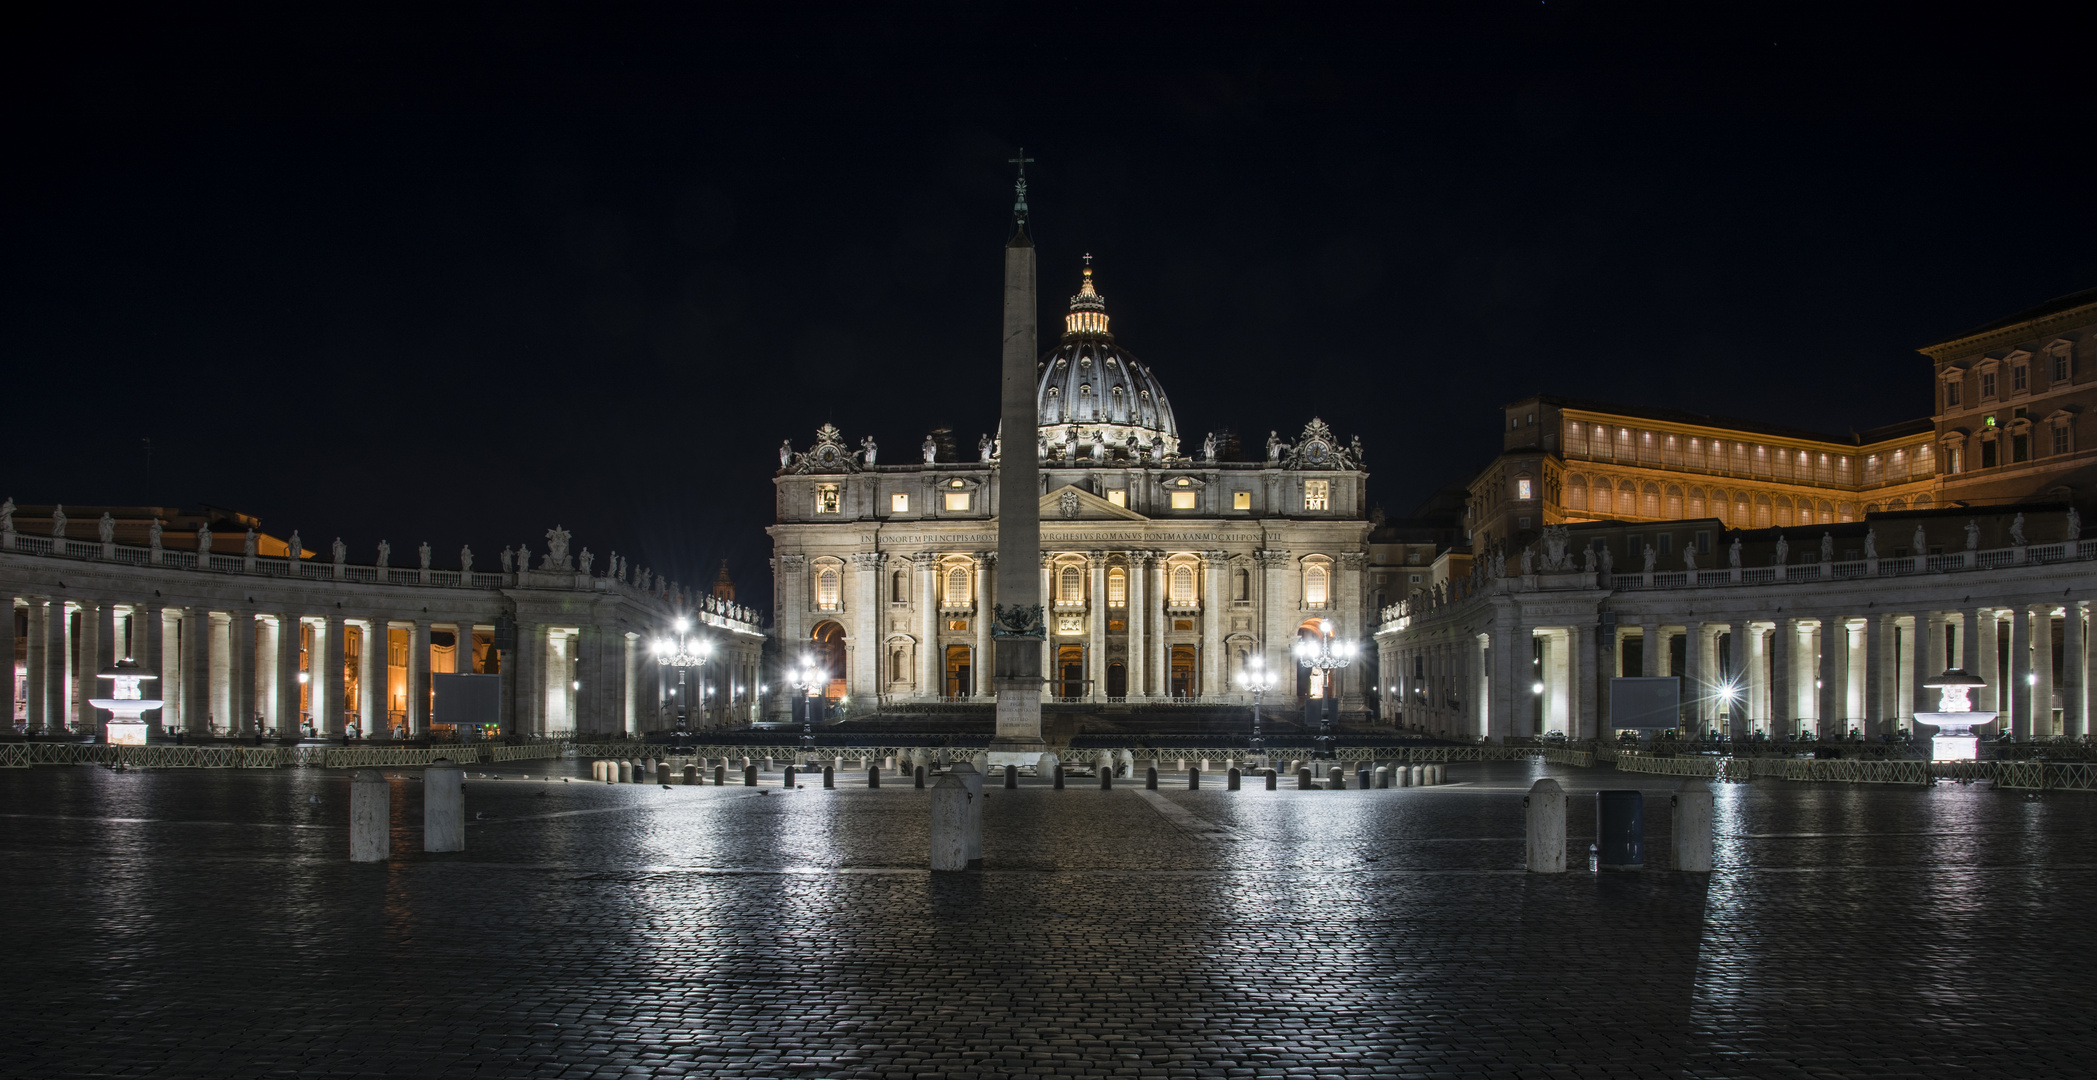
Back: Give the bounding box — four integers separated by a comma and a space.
1295, 619, 1357, 763
1236, 655, 1278, 766
788, 657, 825, 752
653, 618, 712, 733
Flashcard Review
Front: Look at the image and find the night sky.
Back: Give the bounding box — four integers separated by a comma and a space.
8, 4, 2092, 615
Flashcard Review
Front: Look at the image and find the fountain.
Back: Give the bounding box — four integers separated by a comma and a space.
1913, 668, 1995, 762
88, 657, 165, 746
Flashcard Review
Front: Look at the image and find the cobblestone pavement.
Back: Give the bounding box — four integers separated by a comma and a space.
4, 759, 2094, 1079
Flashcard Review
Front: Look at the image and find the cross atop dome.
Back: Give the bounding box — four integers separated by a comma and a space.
1067, 257, 1109, 337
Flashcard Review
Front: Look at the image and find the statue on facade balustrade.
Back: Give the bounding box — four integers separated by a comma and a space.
2010, 513, 2026, 546
1684, 546, 1696, 572
287, 530, 301, 561
1266, 431, 1283, 461
860, 436, 878, 467
1912, 525, 1927, 554
376, 540, 391, 567
1728, 536, 1742, 567
1600, 546, 1614, 574
51, 505, 65, 537
0, 498, 13, 536
1519, 547, 1534, 575
779, 440, 793, 467
1864, 529, 1877, 559
1641, 545, 1657, 573
499, 546, 514, 573
98, 513, 114, 544
148, 517, 163, 554
544, 525, 572, 571
460, 545, 473, 574
1582, 547, 1596, 573
1773, 535, 1788, 565
2070, 508, 2083, 541
922, 435, 938, 464
1965, 520, 1980, 549
197, 523, 213, 557
979, 433, 994, 462
1821, 533, 1834, 563
418, 541, 431, 569
1540, 524, 1570, 571
331, 537, 345, 564
579, 548, 594, 574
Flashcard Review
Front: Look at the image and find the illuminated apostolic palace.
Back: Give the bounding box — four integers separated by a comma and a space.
768, 263, 1378, 718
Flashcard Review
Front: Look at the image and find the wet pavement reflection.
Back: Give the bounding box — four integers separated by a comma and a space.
2, 760, 2092, 1078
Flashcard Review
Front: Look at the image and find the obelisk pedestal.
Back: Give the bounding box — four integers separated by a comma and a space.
989, 154, 1046, 766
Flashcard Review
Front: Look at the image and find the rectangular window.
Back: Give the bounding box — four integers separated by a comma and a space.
1517, 516, 1531, 529
948, 619, 969, 631
1409, 574, 1422, 583
1657, 534, 1672, 555
1981, 440, 1998, 468
943, 491, 972, 511
2054, 353, 2071, 382
2013, 364, 2029, 393
1695, 531, 1711, 555
1170, 490, 1197, 510
1517, 478, 1533, 500
1982, 370, 1997, 398
1944, 380, 1962, 408
1304, 480, 1330, 511
1106, 489, 1127, 507
815, 484, 840, 514
2013, 433, 2030, 463
1232, 491, 1251, 510
890, 493, 909, 512
2053, 426, 2070, 455
1625, 536, 1640, 560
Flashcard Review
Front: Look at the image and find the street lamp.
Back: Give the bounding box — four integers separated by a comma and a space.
788, 658, 824, 752
1237, 655, 1278, 766
654, 617, 712, 732
1295, 618, 1357, 763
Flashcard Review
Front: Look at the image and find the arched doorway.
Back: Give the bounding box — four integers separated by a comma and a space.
1056, 644, 1085, 700
1296, 619, 1332, 702
1106, 662, 1127, 699
808, 622, 848, 703
944, 644, 972, 698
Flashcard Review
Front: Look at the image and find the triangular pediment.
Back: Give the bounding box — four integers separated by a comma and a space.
1038, 484, 1149, 522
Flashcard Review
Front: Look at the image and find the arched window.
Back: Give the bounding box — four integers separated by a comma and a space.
1753, 495, 1773, 529
1664, 484, 1683, 519
1915, 494, 1934, 509
1566, 473, 1588, 512
1838, 502, 1857, 522
1640, 483, 1660, 519
945, 566, 970, 605
1061, 565, 1083, 603
892, 569, 907, 603
1774, 496, 1794, 528
816, 568, 841, 611
1304, 564, 1329, 608
1816, 500, 1834, 524
1044, 387, 1061, 424
1108, 567, 1128, 607
1686, 486, 1705, 519
1735, 493, 1751, 526
1171, 565, 1195, 606
1887, 497, 1907, 512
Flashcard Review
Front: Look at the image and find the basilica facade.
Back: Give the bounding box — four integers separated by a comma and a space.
769, 264, 1374, 718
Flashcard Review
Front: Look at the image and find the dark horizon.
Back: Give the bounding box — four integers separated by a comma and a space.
7, 4, 2093, 615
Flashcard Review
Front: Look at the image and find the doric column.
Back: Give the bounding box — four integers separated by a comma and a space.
850, 552, 884, 702
1727, 623, 1749, 740
1770, 619, 1793, 734
179, 605, 208, 735
1638, 619, 1660, 677
975, 551, 995, 699
409, 620, 432, 735
1969, 609, 1997, 713
541, 627, 569, 736
2008, 607, 2031, 741
1087, 552, 1107, 701
136, 603, 164, 732
1819, 617, 1849, 736
271, 614, 298, 736
2033, 605, 2055, 737
0, 596, 14, 730
1202, 552, 1227, 697
1125, 551, 1145, 700
227, 612, 253, 735
321, 615, 345, 736
24, 599, 48, 733
918, 553, 940, 699
1574, 622, 1597, 740
359, 619, 385, 737
1682, 623, 1705, 733
1866, 614, 1890, 736
2068, 602, 2089, 738
516, 622, 542, 736
76, 602, 106, 737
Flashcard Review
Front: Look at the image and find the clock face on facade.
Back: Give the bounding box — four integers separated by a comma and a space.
1306, 442, 1328, 462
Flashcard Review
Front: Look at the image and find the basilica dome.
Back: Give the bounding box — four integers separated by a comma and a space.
1036, 262, 1180, 458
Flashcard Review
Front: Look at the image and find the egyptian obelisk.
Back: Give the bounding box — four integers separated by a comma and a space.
991, 151, 1046, 756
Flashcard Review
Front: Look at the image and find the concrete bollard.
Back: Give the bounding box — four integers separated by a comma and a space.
1053, 764, 1065, 790
1296, 768, 1313, 790
868, 766, 881, 788
617, 761, 632, 783
1398, 764, 1411, 787
1004, 764, 1018, 789
1432, 764, 1445, 785
1264, 769, 1277, 790
1672, 781, 1715, 873
1227, 767, 1241, 791
823, 765, 835, 789
657, 762, 672, 785
744, 765, 758, 787
1038, 752, 1059, 780
1328, 767, 1345, 790
1357, 767, 1371, 791
684, 763, 698, 785
1099, 764, 1112, 790
1525, 778, 1568, 873
948, 762, 983, 861
350, 769, 389, 862
783, 766, 797, 789
915, 764, 927, 789
1374, 766, 1389, 789
763, 756, 774, 773
424, 758, 465, 852
929, 774, 971, 872
714, 764, 727, 785
1145, 766, 1158, 790
1411, 765, 1424, 787
1188, 767, 1200, 790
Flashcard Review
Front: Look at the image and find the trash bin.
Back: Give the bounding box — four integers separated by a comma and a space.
1594, 790, 1644, 871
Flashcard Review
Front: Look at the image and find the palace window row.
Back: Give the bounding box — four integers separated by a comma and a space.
1561, 422, 1881, 485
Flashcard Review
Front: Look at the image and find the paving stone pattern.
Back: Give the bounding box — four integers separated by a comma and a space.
2, 760, 2094, 1078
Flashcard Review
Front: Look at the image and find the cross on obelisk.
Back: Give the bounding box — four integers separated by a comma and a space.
991, 149, 1046, 757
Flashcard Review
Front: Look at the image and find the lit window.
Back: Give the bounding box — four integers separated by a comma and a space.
945, 567, 970, 604
1170, 490, 1196, 509
890, 493, 909, 512
1106, 489, 1127, 507
1170, 565, 1195, 606
1304, 480, 1330, 511
815, 484, 840, 514
1305, 565, 1329, 606
1108, 568, 1127, 607
815, 568, 840, 611
1061, 566, 1083, 602
1516, 478, 1533, 500
943, 491, 972, 511
1232, 491, 1251, 510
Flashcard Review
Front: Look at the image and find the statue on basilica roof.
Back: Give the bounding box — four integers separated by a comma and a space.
98, 513, 114, 544
51, 504, 65, 537
460, 545, 473, 574
418, 541, 432, 570
376, 539, 390, 567
196, 522, 212, 557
